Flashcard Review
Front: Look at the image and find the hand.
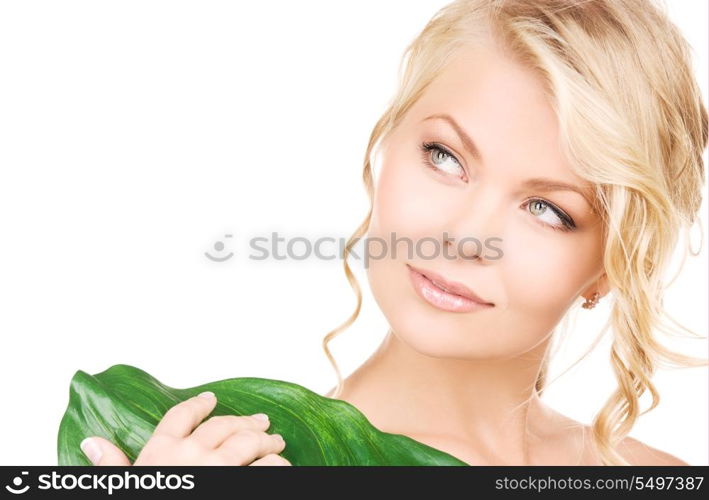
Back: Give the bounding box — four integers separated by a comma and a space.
79, 391, 291, 466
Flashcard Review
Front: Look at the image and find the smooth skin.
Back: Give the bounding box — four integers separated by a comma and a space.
80, 391, 291, 466
323, 41, 688, 466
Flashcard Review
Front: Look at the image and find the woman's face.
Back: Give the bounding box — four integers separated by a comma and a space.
366, 44, 607, 360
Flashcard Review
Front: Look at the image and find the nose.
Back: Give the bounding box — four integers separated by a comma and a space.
442, 188, 505, 264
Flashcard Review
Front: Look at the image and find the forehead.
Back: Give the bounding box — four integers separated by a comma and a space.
414, 45, 558, 148
418, 43, 554, 120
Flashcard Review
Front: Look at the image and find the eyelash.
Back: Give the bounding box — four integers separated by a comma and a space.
418, 141, 577, 232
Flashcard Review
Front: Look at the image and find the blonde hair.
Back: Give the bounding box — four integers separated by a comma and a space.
322, 0, 708, 465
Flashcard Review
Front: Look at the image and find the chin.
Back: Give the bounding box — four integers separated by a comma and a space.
386, 311, 508, 361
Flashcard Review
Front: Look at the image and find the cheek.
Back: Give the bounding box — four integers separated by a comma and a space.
507, 227, 601, 298
369, 151, 453, 243
499, 226, 603, 331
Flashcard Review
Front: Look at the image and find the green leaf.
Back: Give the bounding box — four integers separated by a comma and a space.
57, 364, 468, 466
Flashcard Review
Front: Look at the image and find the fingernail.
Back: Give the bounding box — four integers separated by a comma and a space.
80, 437, 102, 465
198, 391, 215, 399
272, 433, 284, 442
252, 413, 269, 421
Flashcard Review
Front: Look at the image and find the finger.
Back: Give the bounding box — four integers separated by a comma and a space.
80, 437, 132, 466
216, 429, 286, 465
250, 453, 291, 466
189, 414, 270, 449
153, 392, 218, 439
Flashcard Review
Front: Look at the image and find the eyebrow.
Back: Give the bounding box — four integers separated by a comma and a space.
423, 113, 483, 162
422, 112, 594, 208
522, 178, 595, 209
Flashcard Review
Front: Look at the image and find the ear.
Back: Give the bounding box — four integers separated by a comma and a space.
581, 272, 610, 302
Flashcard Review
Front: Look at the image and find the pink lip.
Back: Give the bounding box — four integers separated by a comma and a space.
407, 264, 494, 313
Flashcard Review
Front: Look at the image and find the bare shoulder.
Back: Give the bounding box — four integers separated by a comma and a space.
617, 436, 689, 466
535, 405, 690, 465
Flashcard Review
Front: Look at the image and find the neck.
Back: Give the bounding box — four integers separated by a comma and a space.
327, 329, 555, 465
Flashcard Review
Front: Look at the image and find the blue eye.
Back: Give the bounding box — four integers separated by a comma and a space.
419, 142, 466, 179
525, 198, 576, 232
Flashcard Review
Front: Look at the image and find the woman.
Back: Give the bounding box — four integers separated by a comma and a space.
80, 0, 708, 466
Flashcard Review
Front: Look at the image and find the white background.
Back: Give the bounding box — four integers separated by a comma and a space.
0, 0, 706, 465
